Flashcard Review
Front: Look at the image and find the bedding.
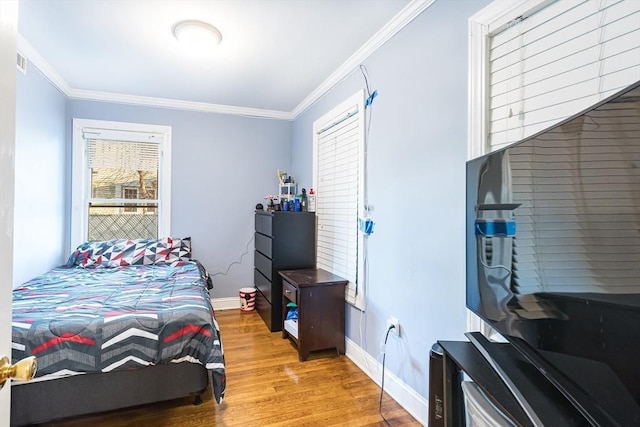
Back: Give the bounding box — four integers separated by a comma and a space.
11, 245, 226, 404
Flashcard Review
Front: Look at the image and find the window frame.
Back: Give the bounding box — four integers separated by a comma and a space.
468, 0, 551, 159
122, 187, 139, 213
469, 0, 640, 158
71, 118, 172, 250
312, 90, 367, 310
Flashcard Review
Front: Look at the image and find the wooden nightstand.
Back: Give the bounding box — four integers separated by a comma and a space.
279, 269, 347, 361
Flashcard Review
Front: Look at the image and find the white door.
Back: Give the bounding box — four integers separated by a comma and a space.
0, 0, 18, 424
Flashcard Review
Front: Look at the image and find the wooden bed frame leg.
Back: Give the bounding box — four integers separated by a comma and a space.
193, 393, 203, 405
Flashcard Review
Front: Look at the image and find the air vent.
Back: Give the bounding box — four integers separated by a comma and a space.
16, 51, 26, 74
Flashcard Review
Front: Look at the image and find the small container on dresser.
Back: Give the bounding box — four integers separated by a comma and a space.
279, 268, 347, 361
253, 211, 316, 332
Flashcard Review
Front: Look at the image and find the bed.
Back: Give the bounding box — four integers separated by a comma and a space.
10, 237, 226, 426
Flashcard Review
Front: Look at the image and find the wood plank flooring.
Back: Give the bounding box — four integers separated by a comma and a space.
41, 309, 421, 426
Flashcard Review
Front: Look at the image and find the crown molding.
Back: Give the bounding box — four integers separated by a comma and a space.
17, 32, 292, 120
67, 88, 294, 120
17, 33, 72, 95
16, 0, 432, 121
290, 0, 436, 118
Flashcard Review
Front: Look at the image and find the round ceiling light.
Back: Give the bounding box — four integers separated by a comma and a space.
173, 20, 222, 50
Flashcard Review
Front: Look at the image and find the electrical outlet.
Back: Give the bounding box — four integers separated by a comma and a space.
386, 317, 400, 337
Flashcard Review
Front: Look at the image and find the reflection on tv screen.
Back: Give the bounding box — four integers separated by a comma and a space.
466, 81, 640, 426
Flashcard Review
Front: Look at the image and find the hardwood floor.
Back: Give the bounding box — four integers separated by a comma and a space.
42, 309, 421, 427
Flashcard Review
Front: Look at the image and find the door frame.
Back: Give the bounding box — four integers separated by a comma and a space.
0, 0, 18, 423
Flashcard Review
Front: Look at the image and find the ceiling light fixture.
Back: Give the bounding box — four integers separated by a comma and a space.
173, 20, 222, 50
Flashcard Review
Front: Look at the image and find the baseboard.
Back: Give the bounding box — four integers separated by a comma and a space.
211, 296, 240, 311
345, 337, 428, 426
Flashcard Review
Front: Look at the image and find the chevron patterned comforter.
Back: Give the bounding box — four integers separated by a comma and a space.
11, 261, 226, 404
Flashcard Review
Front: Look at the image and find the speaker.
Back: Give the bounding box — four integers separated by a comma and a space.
429, 343, 444, 427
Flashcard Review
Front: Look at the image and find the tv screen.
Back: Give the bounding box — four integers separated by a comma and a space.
466, 80, 640, 426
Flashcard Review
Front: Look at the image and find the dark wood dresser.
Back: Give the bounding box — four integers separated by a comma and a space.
279, 268, 347, 361
253, 211, 315, 332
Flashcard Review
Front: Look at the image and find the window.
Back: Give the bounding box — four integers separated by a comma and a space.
313, 90, 366, 310
71, 119, 172, 249
469, 0, 640, 156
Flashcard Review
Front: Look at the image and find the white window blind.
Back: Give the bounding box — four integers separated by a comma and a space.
487, 0, 640, 151
313, 91, 366, 309
317, 113, 359, 281
87, 139, 159, 172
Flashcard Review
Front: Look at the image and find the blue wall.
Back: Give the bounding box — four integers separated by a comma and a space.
66, 100, 292, 297
14, 66, 67, 287
291, 0, 490, 398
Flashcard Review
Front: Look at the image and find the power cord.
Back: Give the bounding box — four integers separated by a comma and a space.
210, 233, 255, 278
358, 251, 370, 371
357, 63, 374, 371
379, 324, 395, 426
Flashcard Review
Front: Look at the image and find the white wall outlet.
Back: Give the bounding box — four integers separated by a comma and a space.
387, 317, 400, 337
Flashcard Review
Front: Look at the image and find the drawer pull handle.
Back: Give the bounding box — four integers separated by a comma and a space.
285, 289, 291, 294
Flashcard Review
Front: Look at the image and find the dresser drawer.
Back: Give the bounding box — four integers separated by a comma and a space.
254, 269, 272, 303
254, 250, 272, 280
255, 213, 272, 236
282, 280, 298, 304
255, 232, 272, 258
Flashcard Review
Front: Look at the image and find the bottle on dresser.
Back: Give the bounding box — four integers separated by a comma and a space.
301, 188, 308, 212
308, 188, 316, 212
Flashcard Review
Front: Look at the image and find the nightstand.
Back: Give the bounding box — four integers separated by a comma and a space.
279, 268, 347, 361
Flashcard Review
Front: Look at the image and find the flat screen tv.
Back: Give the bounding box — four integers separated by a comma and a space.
466, 80, 640, 427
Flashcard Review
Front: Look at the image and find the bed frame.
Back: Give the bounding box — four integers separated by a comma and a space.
11, 362, 209, 426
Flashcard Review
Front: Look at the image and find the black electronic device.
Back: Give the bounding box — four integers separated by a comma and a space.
465, 80, 640, 426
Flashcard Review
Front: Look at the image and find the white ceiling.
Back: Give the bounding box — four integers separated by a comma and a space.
18, 0, 416, 117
